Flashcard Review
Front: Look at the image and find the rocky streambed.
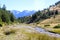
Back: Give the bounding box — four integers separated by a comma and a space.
13, 24, 60, 38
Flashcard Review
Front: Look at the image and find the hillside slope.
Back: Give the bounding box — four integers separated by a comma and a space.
38, 15, 60, 27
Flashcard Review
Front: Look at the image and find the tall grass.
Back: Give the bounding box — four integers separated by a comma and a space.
0, 25, 60, 40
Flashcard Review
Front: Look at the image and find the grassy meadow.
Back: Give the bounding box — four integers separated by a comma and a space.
0, 24, 60, 40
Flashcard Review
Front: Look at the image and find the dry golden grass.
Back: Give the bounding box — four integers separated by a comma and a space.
37, 15, 60, 28
0, 24, 60, 40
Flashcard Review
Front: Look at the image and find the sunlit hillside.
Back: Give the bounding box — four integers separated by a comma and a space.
38, 15, 60, 27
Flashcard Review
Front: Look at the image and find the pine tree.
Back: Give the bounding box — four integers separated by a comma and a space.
10, 13, 15, 22
2, 4, 6, 10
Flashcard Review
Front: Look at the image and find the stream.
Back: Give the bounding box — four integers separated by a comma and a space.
13, 24, 60, 38
35, 27, 60, 38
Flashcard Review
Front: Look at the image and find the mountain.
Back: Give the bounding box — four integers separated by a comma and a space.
11, 10, 36, 18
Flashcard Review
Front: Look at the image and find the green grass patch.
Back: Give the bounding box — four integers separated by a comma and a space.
54, 24, 60, 28
50, 29, 60, 34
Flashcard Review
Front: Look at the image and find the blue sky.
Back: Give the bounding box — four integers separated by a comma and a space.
0, 0, 60, 11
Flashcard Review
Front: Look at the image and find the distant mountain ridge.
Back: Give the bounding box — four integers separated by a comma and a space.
11, 10, 36, 18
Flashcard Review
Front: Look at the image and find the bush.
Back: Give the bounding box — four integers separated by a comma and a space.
4, 31, 11, 35
0, 24, 2, 27
4, 30, 16, 35
54, 24, 60, 28
44, 24, 50, 27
